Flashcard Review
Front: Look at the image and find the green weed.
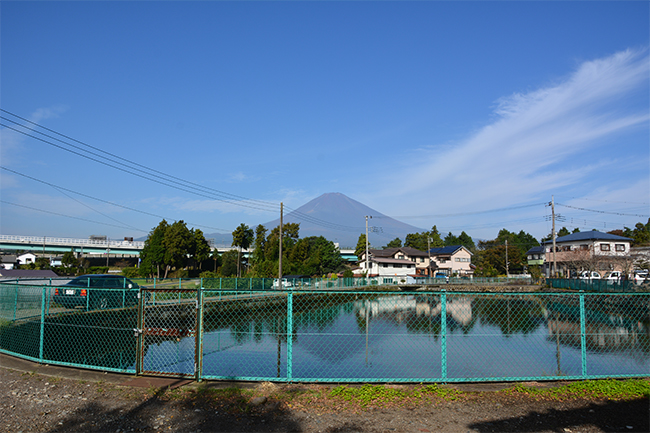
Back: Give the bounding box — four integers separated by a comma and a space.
507, 379, 650, 400
330, 384, 407, 407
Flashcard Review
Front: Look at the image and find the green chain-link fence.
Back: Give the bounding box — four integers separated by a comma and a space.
1, 278, 648, 382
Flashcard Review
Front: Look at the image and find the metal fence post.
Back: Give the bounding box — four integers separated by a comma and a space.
579, 291, 587, 378
441, 290, 447, 381
195, 287, 203, 382
39, 286, 46, 362
13, 285, 18, 321
135, 287, 145, 376
287, 289, 293, 381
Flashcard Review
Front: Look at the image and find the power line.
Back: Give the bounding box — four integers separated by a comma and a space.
1, 112, 366, 233
556, 203, 649, 218
0, 166, 232, 233
0, 109, 278, 209
1, 200, 147, 232
389, 202, 547, 219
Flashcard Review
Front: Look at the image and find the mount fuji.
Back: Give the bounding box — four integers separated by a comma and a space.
262, 193, 423, 248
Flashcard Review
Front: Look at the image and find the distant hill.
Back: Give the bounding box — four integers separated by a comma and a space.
261, 193, 423, 248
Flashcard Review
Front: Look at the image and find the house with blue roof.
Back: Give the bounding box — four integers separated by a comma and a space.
540, 230, 633, 277
427, 245, 474, 277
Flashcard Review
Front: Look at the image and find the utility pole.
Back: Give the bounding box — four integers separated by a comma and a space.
551, 196, 557, 278
505, 239, 509, 277
427, 237, 432, 277
365, 216, 371, 278
279, 202, 283, 282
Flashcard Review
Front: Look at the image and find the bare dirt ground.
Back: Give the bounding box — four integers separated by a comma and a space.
0, 356, 648, 433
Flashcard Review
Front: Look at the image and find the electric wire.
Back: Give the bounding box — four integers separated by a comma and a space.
1, 114, 365, 232
0, 122, 279, 213
0, 166, 231, 233
556, 203, 649, 218
1, 200, 145, 231
0, 110, 278, 209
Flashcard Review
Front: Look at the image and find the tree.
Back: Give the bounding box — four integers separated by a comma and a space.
219, 249, 239, 277
190, 229, 211, 271
444, 232, 460, 247
163, 220, 193, 278
251, 225, 267, 266
384, 238, 402, 249
405, 226, 443, 251
457, 231, 476, 251
140, 219, 169, 278
62, 249, 77, 271
232, 223, 254, 277
355, 234, 368, 260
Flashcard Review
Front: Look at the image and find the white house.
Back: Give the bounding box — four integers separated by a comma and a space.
355, 255, 417, 284
541, 230, 633, 277
17, 253, 37, 265
357, 246, 473, 278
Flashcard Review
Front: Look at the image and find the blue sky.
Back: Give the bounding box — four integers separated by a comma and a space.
1, 1, 649, 246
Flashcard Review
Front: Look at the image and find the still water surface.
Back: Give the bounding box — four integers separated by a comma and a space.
141, 294, 649, 380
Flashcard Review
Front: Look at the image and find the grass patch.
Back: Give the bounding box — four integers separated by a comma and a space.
330, 384, 462, 407
506, 379, 650, 400
420, 384, 462, 400
330, 384, 409, 407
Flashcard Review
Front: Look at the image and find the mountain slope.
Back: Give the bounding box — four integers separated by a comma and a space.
262, 193, 423, 248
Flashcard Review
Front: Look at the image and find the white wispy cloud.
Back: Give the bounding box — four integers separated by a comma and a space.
379, 48, 649, 218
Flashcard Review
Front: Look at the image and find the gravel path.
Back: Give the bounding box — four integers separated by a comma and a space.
0, 355, 648, 433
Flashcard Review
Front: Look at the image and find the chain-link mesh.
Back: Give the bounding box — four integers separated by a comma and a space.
2, 278, 648, 382
141, 288, 197, 377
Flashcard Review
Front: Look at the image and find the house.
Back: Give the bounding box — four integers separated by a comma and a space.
0, 255, 17, 270
541, 230, 633, 277
357, 247, 429, 274
17, 253, 37, 265
526, 246, 545, 267
355, 256, 417, 284
427, 245, 474, 277
356, 245, 473, 280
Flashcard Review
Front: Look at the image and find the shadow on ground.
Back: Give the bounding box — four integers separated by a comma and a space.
469, 398, 649, 433
45, 386, 304, 433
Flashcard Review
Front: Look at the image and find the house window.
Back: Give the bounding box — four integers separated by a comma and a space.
600, 244, 610, 252
562, 246, 571, 251
615, 244, 625, 252
420, 257, 425, 263
383, 278, 393, 284
394, 264, 402, 268
398, 255, 404, 259
580, 245, 588, 251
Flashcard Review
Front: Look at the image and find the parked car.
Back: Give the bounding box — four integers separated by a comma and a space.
52, 274, 143, 309
604, 271, 623, 284
633, 270, 648, 285
578, 271, 601, 281
434, 273, 449, 283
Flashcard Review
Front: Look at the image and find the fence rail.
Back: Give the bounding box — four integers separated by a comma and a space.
1, 279, 648, 383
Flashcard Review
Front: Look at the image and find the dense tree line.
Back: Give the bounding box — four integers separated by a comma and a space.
473, 229, 539, 277
137, 217, 650, 280
139, 220, 211, 278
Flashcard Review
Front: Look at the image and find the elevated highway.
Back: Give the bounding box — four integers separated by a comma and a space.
0, 235, 359, 261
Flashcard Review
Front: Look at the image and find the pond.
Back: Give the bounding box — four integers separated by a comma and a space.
139, 293, 650, 381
